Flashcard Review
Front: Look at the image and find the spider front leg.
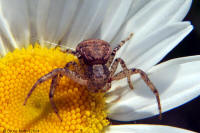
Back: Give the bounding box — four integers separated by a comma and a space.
111, 68, 162, 119
106, 33, 133, 67
109, 58, 133, 89
64, 48, 82, 59
24, 68, 88, 105
100, 83, 111, 93
65, 49, 77, 55
45, 41, 79, 56
49, 74, 62, 121
64, 61, 85, 78
23, 68, 66, 105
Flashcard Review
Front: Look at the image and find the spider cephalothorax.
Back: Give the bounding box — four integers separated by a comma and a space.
76, 39, 112, 65
24, 33, 162, 121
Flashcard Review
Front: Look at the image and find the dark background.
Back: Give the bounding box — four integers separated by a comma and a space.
111, 0, 200, 132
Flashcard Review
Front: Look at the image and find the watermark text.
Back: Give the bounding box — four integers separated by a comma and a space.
3, 129, 39, 133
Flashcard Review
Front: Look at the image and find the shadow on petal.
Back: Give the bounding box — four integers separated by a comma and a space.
107, 104, 154, 121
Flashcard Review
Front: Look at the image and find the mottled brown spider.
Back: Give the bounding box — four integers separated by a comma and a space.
23, 33, 162, 121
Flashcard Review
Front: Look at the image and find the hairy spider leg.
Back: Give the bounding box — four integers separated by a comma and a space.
23, 68, 65, 105
65, 49, 77, 55
23, 68, 87, 105
64, 61, 85, 78
106, 33, 133, 67
65, 61, 77, 68
45, 41, 78, 56
49, 75, 62, 121
111, 68, 162, 119
64, 48, 82, 59
100, 83, 111, 93
110, 58, 133, 89
64, 61, 78, 72
49, 62, 82, 122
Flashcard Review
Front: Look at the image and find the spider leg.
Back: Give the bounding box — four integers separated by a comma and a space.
63, 68, 88, 86
64, 61, 78, 74
54, 41, 81, 58
65, 61, 77, 68
64, 61, 85, 78
24, 67, 88, 105
23, 68, 66, 105
111, 68, 162, 119
64, 48, 81, 59
65, 49, 77, 56
106, 33, 133, 67
100, 83, 111, 93
44, 41, 81, 57
49, 74, 62, 121
110, 58, 133, 89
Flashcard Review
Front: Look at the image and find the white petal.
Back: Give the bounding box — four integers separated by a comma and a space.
0, 36, 8, 56
35, 0, 79, 46
0, 0, 30, 49
0, 14, 17, 51
99, 0, 133, 42
27, 0, 39, 44
108, 56, 200, 121
111, 0, 192, 48
62, 0, 110, 48
125, 22, 193, 71
167, 0, 192, 23
125, 0, 151, 21
107, 125, 196, 133
126, 0, 192, 23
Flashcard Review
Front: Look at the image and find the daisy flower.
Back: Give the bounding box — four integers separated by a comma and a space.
0, 0, 199, 133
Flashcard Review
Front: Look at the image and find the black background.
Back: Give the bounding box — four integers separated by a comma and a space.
111, 0, 200, 132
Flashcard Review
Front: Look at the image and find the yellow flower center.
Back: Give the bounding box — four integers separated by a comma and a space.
0, 44, 109, 133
